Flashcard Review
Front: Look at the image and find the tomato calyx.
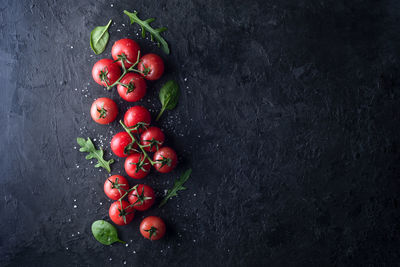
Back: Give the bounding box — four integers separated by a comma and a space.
130, 155, 150, 173
121, 81, 136, 94
97, 104, 108, 119
130, 186, 153, 207
156, 155, 172, 168
107, 177, 128, 195
106, 50, 141, 90
127, 121, 149, 134
115, 53, 134, 66
141, 63, 151, 76
124, 142, 139, 155
117, 207, 131, 224
99, 67, 110, 86
144, 226, 158, 240
120, 120, 157, 166
142, 138, 162, 151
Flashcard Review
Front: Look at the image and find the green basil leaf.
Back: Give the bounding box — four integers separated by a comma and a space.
156, 80, 180, 121
90, 19, 112, 55
91, 220, 125, 245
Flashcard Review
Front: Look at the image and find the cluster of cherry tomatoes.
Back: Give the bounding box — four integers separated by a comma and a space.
89, 38, 177, 240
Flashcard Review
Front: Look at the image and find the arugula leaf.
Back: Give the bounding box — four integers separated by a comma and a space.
77, 137, 114, 172
156, 80, 180, 121
159, 169, 192, 207
123, 10, 170, 54
90, 19, 112, 55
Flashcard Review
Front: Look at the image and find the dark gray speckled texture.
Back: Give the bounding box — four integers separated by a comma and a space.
1, 0, 400, 266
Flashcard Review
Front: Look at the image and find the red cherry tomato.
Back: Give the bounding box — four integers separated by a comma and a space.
153, 147, 177, 173
125, 153, 151, 179
140, 127, 165, 152
110, 132, 137, 157
90, 97, 118, 125
117, 73, 147, 102
128, 184, 155, 211
111, 38, 141, 68
92, 59, 121, 87
123, 106, 151, 133
137, 53, 164, 81
140, 216, 166, 240
104, 175, 130, 200
109, 200, 135, 226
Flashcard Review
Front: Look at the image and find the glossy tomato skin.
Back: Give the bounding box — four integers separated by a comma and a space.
92, 59, 121, 87
90, 97, 118, 125
104, 175, 130, 200
111, 39, 141, 68
140, 216, 166, 240
117, 73, 147, 102
140, 127, 165, 152
123, 106, 151, 133
125, 153, 151, 179
109, 200, 135, 226
110, 132, 137, 157
128, 184, 155, 211
137, 53, 164, 81
153, 147, 178, 173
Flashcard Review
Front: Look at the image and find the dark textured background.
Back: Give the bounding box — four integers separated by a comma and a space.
1, 0, 400, 266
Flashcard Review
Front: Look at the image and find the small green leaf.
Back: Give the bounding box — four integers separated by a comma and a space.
76, 137, 114, 172
159, 169, 192, 207
156, 80, 180, 121
91, 220, 125, 245
124, 10, 170, 54
90, 19, 112, 55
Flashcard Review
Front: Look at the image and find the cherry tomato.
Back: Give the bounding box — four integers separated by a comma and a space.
117, 73, 147, 102
128, 184, 155, 211
111, 38, 141, 68
92, 59, 121, 87
109, 200, 135, 226
104, 175, 130, 200
90, 97, 118, 125
140, 127, 165, 152
110, 132, 138, 157
123, 106, 151, 133
125, 153, 151, 179
153, 147, 177, 173
140, 216, 166, 240
137, 53, 164, 81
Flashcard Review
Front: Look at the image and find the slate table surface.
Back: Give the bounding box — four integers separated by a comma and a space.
1, 0, 400, 266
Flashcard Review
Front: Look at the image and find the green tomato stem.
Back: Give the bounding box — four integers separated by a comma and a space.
119, 120, 156, 165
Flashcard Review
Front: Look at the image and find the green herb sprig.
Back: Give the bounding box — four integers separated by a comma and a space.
77, 137, 114, 172
159, 169, 192, 207
124, 10, 170, 54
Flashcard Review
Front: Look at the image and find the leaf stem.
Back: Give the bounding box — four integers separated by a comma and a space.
155, 107, 165, 121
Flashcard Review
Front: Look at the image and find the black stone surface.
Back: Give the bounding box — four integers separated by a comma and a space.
1, 0, 400, 266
